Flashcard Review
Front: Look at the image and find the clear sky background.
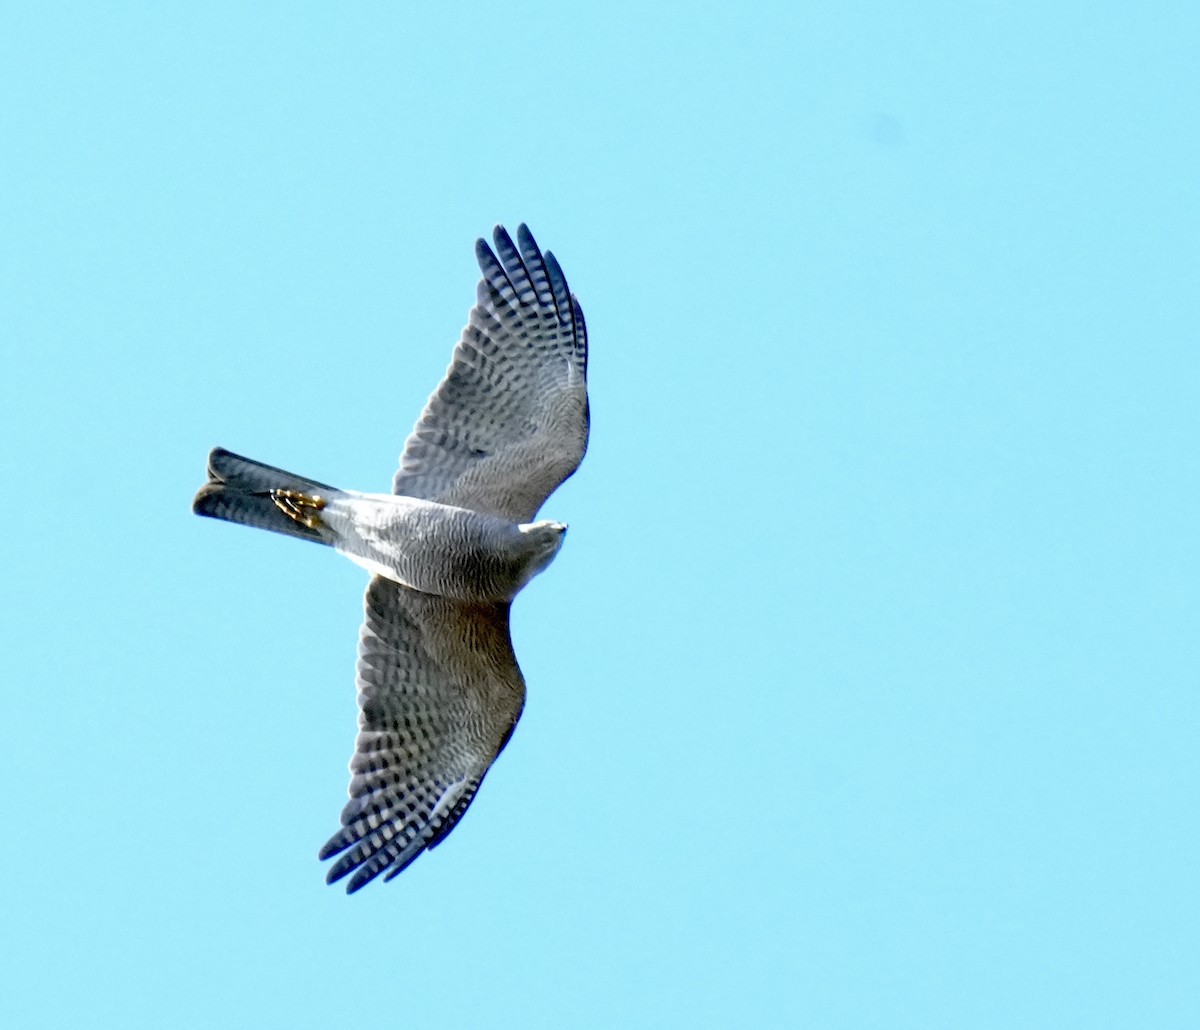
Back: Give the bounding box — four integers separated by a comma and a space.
2, 3, 1197, 1028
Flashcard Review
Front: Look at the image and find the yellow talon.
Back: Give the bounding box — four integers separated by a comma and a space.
271, 489, 327, 529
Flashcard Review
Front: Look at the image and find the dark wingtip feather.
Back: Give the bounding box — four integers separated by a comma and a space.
572, 295, 587, 336
325, 851, 357, 885
345, 843, 421, 893
516, 223, 537, 253
515, 225, 556, 308
317, 831, 351, 862
492, 223, 514, 251
492, 226, 529, 292
476, 235, 514, 296
543, 250, 573, 322
346, 861, 387, 894
381, 848, 425, 883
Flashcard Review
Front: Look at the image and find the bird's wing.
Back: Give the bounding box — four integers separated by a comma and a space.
319, 576, 525, 892
393, 224, 589, 523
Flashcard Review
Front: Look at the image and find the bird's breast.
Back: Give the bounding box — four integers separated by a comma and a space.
328, 495, 525, 602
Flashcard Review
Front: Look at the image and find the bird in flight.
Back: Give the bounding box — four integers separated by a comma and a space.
193, 225, 589, 892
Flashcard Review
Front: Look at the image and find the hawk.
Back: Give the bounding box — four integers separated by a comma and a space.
193, 225, 588, 892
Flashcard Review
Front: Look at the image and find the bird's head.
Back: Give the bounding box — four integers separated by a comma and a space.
515, 519, 568, 585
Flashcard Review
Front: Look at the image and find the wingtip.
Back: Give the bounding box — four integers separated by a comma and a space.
345, 868, 375, 893
316, 838, 343, 862
479, 223, 544, 272
492, 223, 516, 255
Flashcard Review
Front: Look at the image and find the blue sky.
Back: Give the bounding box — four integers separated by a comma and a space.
2, 3, 1197, 1027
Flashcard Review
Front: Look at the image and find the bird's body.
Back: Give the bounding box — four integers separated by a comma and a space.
193, 225, 588, 892
322, 489, 566, 602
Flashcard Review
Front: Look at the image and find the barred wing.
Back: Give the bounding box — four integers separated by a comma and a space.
393, 224, 589, 523
319, 577, 525, 892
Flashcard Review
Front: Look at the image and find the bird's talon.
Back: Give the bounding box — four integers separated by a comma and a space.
271, 489, 326, 529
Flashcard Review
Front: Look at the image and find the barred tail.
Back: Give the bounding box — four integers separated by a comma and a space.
192, 447, 339, 545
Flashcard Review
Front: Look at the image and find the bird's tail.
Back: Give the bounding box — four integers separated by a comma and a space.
193, 447, 341, 545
